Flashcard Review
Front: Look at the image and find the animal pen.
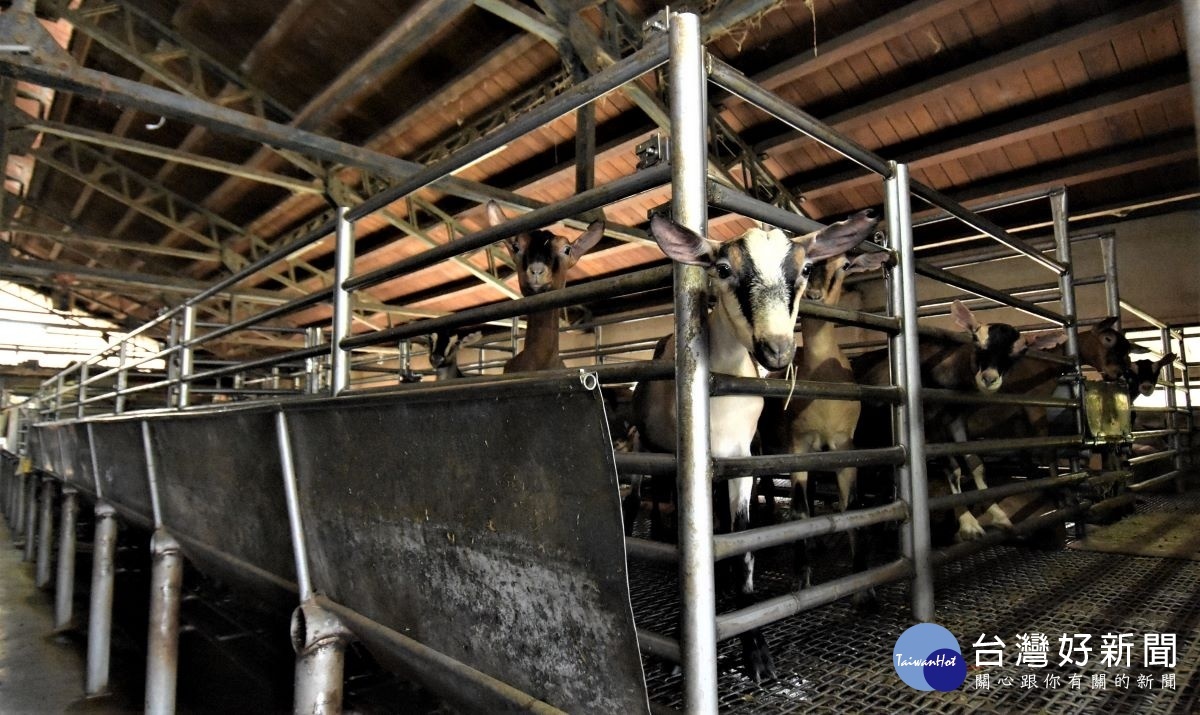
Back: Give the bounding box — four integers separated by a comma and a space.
0, 9, 1197, 715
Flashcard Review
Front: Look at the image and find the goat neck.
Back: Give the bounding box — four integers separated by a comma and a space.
504, 307, 561, 373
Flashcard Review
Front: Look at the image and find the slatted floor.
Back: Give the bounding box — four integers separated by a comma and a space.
632, 487, 1200, 714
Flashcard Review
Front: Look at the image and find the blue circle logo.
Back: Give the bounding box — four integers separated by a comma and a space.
893, 624, 966, 691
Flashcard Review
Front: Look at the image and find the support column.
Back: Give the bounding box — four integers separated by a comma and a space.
292, 600, 351, 715
886, 161, 934, 621
23, 471, 38, 561
13, 461, 26, 540
145, 530, 183, 715
54, 488, 79, 630
330, 207, 354, 396
36, 476, 56, 588
86, 502, 118, 696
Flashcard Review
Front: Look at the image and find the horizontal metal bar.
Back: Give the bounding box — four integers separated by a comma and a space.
913, 260, 1068, 324
1132, 429, 1179, 440
924, 435, 1082, 458
714, 559, 912, 641
706, 180, 824, 233
637, 629, 680, 662
342, 265, 674, 351
912, 187, 1066, 228
315, 596, 565, 715
713, 446, 907, 479
186, 346, 329, 384
921, 387, 1077, 408
709, 374, 903, 403
624, 537, 678, 562
1119, 299, 1172, 331
1128, 469, 1185, 492
927, 471, 1090, 512
707, 58, 892, 177
712, 500, 908, 560
345, 164, 671, 293
344, 34, 668, 223
188, 290, 331, 347
908, 181, 1067, 274
614, 452, 678, 477
1127, 449, 1178, 466
341, 360, 674, 399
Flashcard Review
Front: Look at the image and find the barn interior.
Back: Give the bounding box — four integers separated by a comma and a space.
0, 0, 1198, 713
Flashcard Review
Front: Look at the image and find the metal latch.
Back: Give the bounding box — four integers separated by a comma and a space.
636, 133, 668, 170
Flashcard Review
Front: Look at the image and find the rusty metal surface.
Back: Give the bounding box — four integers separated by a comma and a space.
88, 420, 153, 528
284, 384, 649, 714
145, 411, 296, 591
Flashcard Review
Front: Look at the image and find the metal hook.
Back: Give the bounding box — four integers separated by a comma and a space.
578, 369, 599, 392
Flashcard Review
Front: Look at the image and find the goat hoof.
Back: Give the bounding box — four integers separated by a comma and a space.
957, 522, 986, 541
742, 630, 776, 684
987, 505, 1014, 530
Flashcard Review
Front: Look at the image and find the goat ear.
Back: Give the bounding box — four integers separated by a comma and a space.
843, 250, 891, 275
649, 215, 714, 266
1157, 352, 1176, 369
1026, 330, 1068, 351
799, 209, 879, 262
1093, 316, 1119, 333
563, 219, 605, 267
486, 201, 523, 255
950, 299, 980, 333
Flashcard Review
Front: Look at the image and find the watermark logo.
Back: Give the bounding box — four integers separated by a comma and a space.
893, 623, 967, 691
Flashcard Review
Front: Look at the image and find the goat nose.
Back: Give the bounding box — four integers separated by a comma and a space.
754, 336, 795, 371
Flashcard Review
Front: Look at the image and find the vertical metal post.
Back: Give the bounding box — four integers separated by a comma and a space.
23, 471, 38, 561
331, 207, 355, 396
1099, 233, 1121, 323
13, 462, 26, 538
144, 530, 183, 715
886, 161, 934, 621
1177, 332, 1194, 468
575, 101, 597, 195
398, 340, 411, 383
55, 374, 65, 420
86, 502, 118, 696
291, 600, 351, 715
305, 327, 322, 394
1051, 190, 1085, 469
1183, 0, 1200, 175
166, 317, 180, 408
54, 487, 79, 629
177, 305, 196, 408
78, 363, 88, 420
669, 12, 718, 715
1162, 327, 1183, 481
36, 476, 55, 588
116, 340, 129, 414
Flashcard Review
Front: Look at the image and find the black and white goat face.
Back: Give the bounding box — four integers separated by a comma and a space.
487, 201, 605, 295
951, 300, 1065, 392
1126, 353, 1174, 398
649, 210, 878, 371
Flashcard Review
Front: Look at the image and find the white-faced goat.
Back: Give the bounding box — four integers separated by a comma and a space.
855, 300, 1064, 541
486, 201, 606, 373
634, 210, 879, 683
757, 250, 889, 587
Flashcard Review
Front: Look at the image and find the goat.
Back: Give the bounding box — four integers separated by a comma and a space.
757, 250, 889, 588
1126, 352, 1175, 401
485, 201, 605, 373
634, 210, 879, 683
854, 301, 1065, 541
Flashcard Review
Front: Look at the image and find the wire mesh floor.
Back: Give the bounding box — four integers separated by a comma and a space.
631, 487, 1200, 714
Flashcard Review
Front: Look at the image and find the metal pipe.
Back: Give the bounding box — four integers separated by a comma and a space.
1184, 0, 1200, 176
77, 363, 88, 419
1129, 469, 1186, 492
887, 161, 934, 621
144, 530, 183, 715
1120, 299, 1171, 330
1099, 233, 1121, 322
115, 341, 128, 414
713, 501, 908, 560
715, 559, 912, 641
710, 374, 902, 402
669, 13, 718, 715
276, 411, 313, 602
927, 471, 1090, 511
291, 599, 351, 715
176, 305, 196, 408
54, 487, 78, 630
1128, 449, 1178, 466
341, 265, 674, 351
344, 163, 670, 293
624, 537, 679, 562
86, 502, 118, 696
331, 207, 354, 396
314, 595, 565, 714
708, 57, 891, 177
142, 421, 164, 527
707, 179, 824, 234
637, 629, 682, 662
925, 435, 1082, 458
23, 471, 37, 561
913, 260, 1067, 324
713, 446, 907, 479
35, 477, 54, 590
908, 181, 1067, 274
12, 461, 25, 536
920, 387, 1077, 408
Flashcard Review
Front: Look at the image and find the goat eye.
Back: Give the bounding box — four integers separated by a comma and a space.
714, 262, 733, 279
801, 263, 813, 277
